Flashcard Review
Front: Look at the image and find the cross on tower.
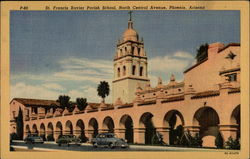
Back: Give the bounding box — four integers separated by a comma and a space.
128, 11, 133, 21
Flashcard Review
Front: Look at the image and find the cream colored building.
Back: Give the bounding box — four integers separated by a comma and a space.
112, 15, 149, 104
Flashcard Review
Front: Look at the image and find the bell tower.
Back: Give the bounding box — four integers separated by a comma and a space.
112, 12, 149, 104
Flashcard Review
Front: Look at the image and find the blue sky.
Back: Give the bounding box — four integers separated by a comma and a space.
10, 10, 240, 102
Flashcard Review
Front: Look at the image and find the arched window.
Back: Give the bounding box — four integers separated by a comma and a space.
118, 68, 120, 77
140, 67, 143, 76
123, 66, 126, 76
132, 47, 135, 55
120, 49, 122, 56
132, 65, 136, 75
138, 48, 141, 56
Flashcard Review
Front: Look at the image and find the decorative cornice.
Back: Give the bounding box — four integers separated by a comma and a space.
113, 76, 149, 83
114, 54, 147, 62
219, 67, 240, 75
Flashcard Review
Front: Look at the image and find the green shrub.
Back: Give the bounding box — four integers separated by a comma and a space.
10, 133, 19, 140
47, 134, 55, 141
78, 133, 88, 143
215, 133, 224, 149
225, 136, 240, 150
179, 131, 202, 147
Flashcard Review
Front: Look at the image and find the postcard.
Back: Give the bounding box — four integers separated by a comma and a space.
1, 1, 249, 159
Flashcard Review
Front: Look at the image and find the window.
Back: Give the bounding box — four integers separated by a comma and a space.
178, 89, 181, 92
123, 66, 126, 76
138, 48, 141, 55
132, 65, 136, 75
32, 107, 38, 114
140, 67, 143, 76
117, 68, 120, 77
226, 73, 237, 82
132, 47, 135, 55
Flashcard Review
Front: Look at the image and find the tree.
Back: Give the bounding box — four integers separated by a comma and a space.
76, 98, 88, 111
16, 107, 24, 140
195, 43, 209, 62
215, 133, 224, 149
97, 81, 110, 103
225, 136, 240, 149
57, 95, 75, 112
57, 95, 71, 108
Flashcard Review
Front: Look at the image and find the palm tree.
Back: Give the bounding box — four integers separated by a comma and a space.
97, 81, 110, 103
76, 98, 88, 111
57, 95, 71, 109
195, 43, 209, 62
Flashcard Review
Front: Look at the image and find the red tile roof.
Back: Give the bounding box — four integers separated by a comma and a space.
12, 98, 59, 107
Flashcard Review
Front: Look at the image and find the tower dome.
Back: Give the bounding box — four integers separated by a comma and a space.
122, 11, 139, 42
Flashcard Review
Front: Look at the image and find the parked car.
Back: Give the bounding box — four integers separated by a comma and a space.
56, 135, 81, 146
91, 133, 129, 149
24, 135, 44, 144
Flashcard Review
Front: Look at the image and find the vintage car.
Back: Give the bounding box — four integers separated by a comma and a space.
91, 133, 129, 148
56, 135, 81, 146
24, 135, 44, 144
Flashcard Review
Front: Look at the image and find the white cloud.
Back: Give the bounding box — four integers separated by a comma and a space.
173, 51, 194, 59
149, 51, 194, 73
11, 82, 60, 100
42, 83, 64, 91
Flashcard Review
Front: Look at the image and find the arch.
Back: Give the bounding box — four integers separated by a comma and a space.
55, 121, 62, 139
117, 67, 120, 78
120, 114, 134, 143
47, 122, 54, 141
89, 118, 99, 138
25, 124, 31, 136
193, 106, 220, 147
231, 105, 240, 139
32, 124, 38, 135
163, 110, 185, 128
132, 65, 136, 75
139, 112, 156, 144
76, 119, 87, 142
140, 66, 143, 76
163, 110, 185, 145
40, 123, 46, 140
103, 116, 115, 133
65, 120, 73, 135
123, 66, 126, 76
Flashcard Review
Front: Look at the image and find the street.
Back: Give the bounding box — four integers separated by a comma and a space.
10, 141, 229, 152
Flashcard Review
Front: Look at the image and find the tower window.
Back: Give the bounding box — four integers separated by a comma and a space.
138, 48, 141, 56
118, 68, 120, 77
125, 47, 127, 52
140, 67, 143, 76
123, 66, 126, 76
132, 65, 136, 75
132, 47, 135, 55
120, 49, 122, 56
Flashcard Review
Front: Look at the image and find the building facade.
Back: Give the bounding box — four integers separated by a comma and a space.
10, 15, 240, 147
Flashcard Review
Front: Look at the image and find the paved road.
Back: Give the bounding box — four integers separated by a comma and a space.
11, 141, 230, 152
11, 141, 175, 151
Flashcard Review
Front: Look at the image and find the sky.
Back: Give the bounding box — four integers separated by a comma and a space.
10, 10, 240, 103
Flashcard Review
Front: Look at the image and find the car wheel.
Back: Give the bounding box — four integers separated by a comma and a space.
93, 142, 98, 148
109, 143, 115, 149
58, 143, 61, 146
